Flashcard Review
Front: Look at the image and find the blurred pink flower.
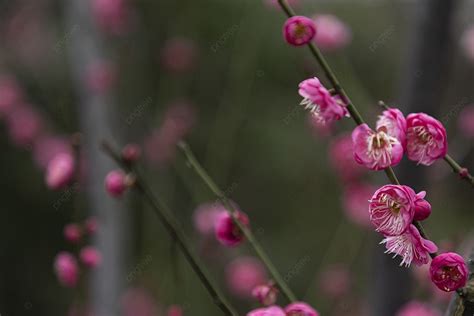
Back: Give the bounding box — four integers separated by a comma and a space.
429, 252, 468, 292
318, 264, 351, 298
342, 183, 375, 228
352, 123, 403, 170
396, 301, 441, 316
46, 153, 76, 190
247, 306, 286, 316
382, 224, 437, 267
299, 77, 348, 125
64, 223, 83, 244
376, 107, 407, 148
461, 25, 474, 63
307, 113, 333, 138
166, 305, 183, 316
80, 246, 102, 268
6, 105, 44, 147
328, 133, 366, 181
122, 143, 141, 162
215, 210, 249, 247
121, 287, 159, 316
406, 113, 447, 166
104, 170, 127, 197
252, 282, 278, 306
161, 38, 197, 73
193, 203, 221, 235
54, 252, 79, 288
86, 61, 117, 94
0, 75, 22, 115
284, 302, 319, 316
85, 216, 99, 235
283, 16, 317, 46
313, 14, 351, 52
458, 105, 474, 138
226, 257, 267, 297
92, 0, 131, 35
33, 135, 73, 169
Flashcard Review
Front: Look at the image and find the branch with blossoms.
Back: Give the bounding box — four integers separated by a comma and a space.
275, 0, 471, 309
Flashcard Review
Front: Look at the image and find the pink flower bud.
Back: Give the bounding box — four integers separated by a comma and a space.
396, 301, 441, 316
85, 216, 98, 235
54, 252, 79, 288
313, 14, 352, 52
226, 257, 266, 297
104, 170, 127, 197
64, 223, 82, 244
252, 283, 278, 306
413, 191, 432, 221
284, 302, 319, 316
215, 210, 249, 247
283, 16, 317, 46
80, 246, 102, 268
122, 143, 141, 162
429, 252, 468, 292
299, 77, 348, 125
247, 306, 286, 316
459, 168, 469, 179
33, 135, 73, 169
369, 185, 416, 236
406, 113, 447, 166
352, 123, 403, 170
46, 153, 75, 190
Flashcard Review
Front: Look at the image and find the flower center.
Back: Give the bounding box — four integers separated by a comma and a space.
413, 126, 433, 144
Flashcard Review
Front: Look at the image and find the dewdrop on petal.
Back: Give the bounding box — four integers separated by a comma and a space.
283, 16, 317, 46
284, 302, 319, 316
429, 252, 468, 292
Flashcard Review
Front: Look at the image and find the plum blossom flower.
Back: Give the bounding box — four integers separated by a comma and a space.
396, 301, 441, 316
80, 246, 102, 268
92, 0, 131, 36
299, 77, 348, 125
342, 183, 376, 228
64, 223, 82, 244
285, 302, 319, 316
167, 305, 183, 316
369, 185, 416, 236
226, 257, 266, 297
215, 210, 249, 247
376, 107, 407, 148
104, 170, 127, 197
329, 133, 366, 181
193, 203, 221, 235
313, 14, 352, 52
283, 16, 317, 46
406, 113, 447, 166
33, 135, 73, 169
429, 252, 468, 292
247, 306, 286, 316
382, 224, 438, 267
54, 252, 79, 287
252, 282, 278, 306
46, 153, 76, 190
352, 123, 403, 170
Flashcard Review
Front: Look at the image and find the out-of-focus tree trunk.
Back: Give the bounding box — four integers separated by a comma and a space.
65, 2, 129, 315
370, 1, 457, 316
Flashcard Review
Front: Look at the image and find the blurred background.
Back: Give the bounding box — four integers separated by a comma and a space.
0, 0, 473, 315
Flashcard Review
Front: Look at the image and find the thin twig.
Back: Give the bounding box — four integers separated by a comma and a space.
177, 141, 298, 302
444, 154, 474, 187
101, 141, 238, 316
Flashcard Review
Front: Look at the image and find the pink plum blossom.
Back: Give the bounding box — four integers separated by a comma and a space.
313, 14, 352, 52
33, 135, 73, 169
382, 224, 438, 267
226, 257, 266, 297
161, 38, 197, 73
193, 203, 221, 235
104, 170, 127, 197
369, 185, 416, 236
299, 77, 348, 125
329, 133, 366, 181
64, 223, 82, 244
352, 123, 403, 170
429, 252, 468, 292
406, 113, 447, 166
80, 246, 102, 268
215, 210, 249, 247
54, 252, 79, 288
458, 105, 474, 138
167, 305, 183, 316
6, 105, 43, 147
283, 16, 317, 46
285, 302, 319, 316
252, 282, 278, 306
396, 301, 441, 316
46, 153, 76, 190
247, 306, 286, 316
376, 107, 407, 148
92, 0, 131, 36
342, 183, 376, 228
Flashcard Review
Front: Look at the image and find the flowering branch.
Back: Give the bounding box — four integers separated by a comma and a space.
177, 141, 298, 302
444, 154, 474, 187
101, 141, 238, 316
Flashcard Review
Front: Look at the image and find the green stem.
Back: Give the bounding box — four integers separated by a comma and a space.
178, 141, 298, 302
444, 154, 474, 187
101, 142, 238, 316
